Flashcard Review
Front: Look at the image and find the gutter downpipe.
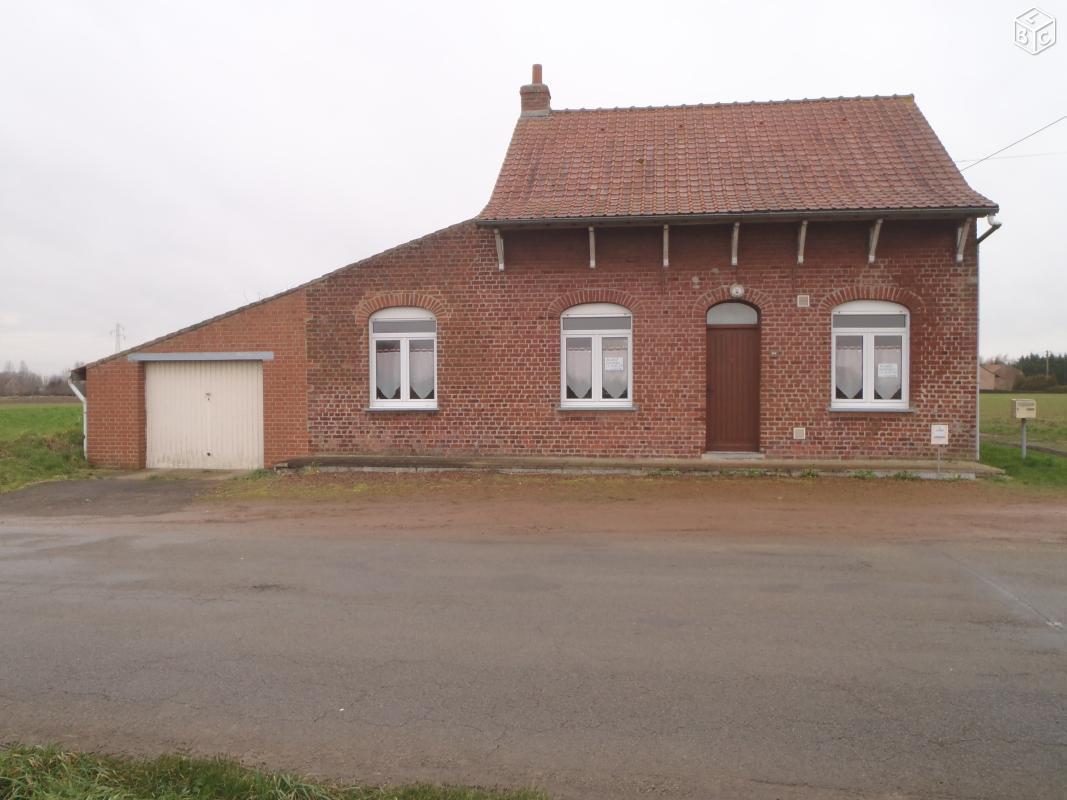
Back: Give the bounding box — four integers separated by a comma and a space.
976, 213, 1001, 244
974, 214, 1002, 461
67, 378, 87, 460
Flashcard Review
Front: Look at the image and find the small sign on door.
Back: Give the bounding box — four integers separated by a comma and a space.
930, 424, 949, 446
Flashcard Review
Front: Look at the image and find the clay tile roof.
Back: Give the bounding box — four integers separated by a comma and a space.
478, 96, 996, 223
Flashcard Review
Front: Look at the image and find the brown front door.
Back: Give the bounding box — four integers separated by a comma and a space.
706, 324, 760, 451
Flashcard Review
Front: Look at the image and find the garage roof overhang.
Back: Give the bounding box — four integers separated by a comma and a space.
126, 351, 275, 362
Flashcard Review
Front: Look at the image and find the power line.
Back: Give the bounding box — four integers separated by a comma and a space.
960, 115, 1067, 172
955, 150, 1067, 164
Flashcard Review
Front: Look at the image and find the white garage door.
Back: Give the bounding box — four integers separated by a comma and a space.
146, 361, 264, 469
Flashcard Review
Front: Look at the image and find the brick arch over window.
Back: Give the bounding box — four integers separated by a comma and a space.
354, 292, 451, 326
547, 289, 641, 318
691, 286, 771, 319
818, 286, 927, 318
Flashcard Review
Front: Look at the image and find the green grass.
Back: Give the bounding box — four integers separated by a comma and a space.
890, 471, 919, 481
980, 442, 1067, 489
0, 745, 547, 800
0, 404, 87, 493
0, 403, 81, 440
980, 393, 1067, 452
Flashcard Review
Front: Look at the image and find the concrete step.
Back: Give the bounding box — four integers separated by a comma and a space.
275, 454, 1002, 480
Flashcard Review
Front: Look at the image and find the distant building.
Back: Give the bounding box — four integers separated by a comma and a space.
980, 363, 1022, 391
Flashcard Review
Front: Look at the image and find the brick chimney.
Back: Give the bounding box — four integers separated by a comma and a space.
519, 64, 551, 117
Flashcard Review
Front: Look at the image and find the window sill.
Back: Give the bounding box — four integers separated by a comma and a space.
365, 406, 439, 413
828, 406, 916, 414
557, 404, 639, 412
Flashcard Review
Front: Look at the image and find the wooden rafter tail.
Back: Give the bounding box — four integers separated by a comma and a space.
494, 228, 505, 271
867, 218, 883, 265
956, 217, 972, 263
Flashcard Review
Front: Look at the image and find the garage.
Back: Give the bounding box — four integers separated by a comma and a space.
144, 359, 264, 469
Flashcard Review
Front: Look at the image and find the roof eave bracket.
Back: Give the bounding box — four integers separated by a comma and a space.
867, 218, 883, 265
662, 225, 670, 269
956, 217, 972, 263
494, 228, 505, 271
797, 220, 808, 265
731, 222, 740, 267
588, 226, 596, 269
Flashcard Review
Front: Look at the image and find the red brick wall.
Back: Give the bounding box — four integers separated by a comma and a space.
306, 219, 979, 461
86, 218, 979, 467
85, 358, 146, 469
86, 289, 310, 468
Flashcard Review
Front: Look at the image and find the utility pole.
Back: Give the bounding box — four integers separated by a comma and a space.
110, 323, 126, 354
1047, 350, 1052, 377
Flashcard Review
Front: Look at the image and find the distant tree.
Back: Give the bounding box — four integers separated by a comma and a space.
0, 362, 74, 396
1017, 374, 1057, 391
1014, 352, 1066, 385
981, 354, 1015, 365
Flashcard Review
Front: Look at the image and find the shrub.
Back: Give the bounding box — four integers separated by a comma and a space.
1017, 374, 1058, 391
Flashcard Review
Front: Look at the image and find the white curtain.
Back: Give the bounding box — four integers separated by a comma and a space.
375, 340, 401, 400
835, 336, 863, 400
601, 337, 628, 399
874, 336, 902, 400
409, 339, 435, 400
566, 337, 592, 399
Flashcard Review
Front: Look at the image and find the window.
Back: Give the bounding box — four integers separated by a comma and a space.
707, 302, 758, 325
831, 301, 909, 409
560, 303, 633, 408
369, 307, 437, 409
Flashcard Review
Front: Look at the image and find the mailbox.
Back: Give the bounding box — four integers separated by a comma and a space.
1012, 399, 1037, 420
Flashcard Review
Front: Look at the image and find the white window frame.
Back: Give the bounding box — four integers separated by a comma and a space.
369, 307, 437, 409
560, 303, 633, 409
830, 300, 909, 410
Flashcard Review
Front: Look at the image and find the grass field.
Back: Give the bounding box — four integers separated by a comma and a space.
980, 392, 1067, 452
0, 746, 546, 800
0, 403, 81, 439
981, 442, 1067, 489
0, 403, 86, 493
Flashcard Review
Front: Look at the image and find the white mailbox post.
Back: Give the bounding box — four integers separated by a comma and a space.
930, 424, 949, 474
1012, 399, 1037, 459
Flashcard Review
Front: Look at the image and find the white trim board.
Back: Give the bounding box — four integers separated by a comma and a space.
128, 352, 275, 362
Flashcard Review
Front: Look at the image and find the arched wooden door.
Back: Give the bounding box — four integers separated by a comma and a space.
706, 303, 760, 452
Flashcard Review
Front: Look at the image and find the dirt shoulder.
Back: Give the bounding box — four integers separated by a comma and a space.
196, 471, 1067, 543
3, 469, 1065, 544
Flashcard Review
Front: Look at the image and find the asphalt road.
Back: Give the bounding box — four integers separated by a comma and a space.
1, 482, 1065, 799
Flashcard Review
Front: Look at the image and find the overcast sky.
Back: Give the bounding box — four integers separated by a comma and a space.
2, 0, 1064, 375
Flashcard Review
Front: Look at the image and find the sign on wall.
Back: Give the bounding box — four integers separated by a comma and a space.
930, 424, 949, 446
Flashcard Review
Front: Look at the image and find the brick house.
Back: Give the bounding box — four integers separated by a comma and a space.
74, 66, 998, 468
